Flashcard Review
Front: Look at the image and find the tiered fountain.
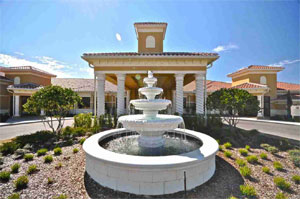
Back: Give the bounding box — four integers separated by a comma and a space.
83, 71, 218, 195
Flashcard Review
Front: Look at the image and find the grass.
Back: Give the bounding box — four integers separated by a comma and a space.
73, 148, 79, 153
27, 164, 37, 174
239, 149, 248, 156
14, 175, 29, 190
224, 151, 232, 158
37, 148, 48, 156
235, 159, 247, 167
245, 145, 250, 150
246, 155, 258, 164
274, 177, 291, 191
0, 170, 11, 182
7, 193, 20, 199
44, 155, 53, 163
273, 161, 283, 171
53, 194, 68, 199
55, 162, 63, 169
260, 143, 279, 154
262, 166, 270, 174
24, 153, 34, 161
79, 138, 86, 145
288, 149, 300, 167
48, 177, 54, 184
11, 163, 20, 173
54, 147, 62, 156
240, 185, 256, 197
275, 192, 287, 199
224, 142, 232, 149
260, 152, 268, 160
292, 175, 300, 184
240, 166, 251, 178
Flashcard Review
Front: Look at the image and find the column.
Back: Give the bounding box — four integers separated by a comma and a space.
175, 74, 185, 115
96, 74, 105, 116
40, 109, 45, 116
172, 90, 176, 114
14, 95, 20, 117
195, 73, 205, 114
126, 90, 130, 114
117, 73, 126, 116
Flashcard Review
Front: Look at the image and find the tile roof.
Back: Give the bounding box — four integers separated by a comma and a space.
277, 82, 300, 91
183, 80, 231, 92
0, 66, 56, 77
0, 76, 13, 82
232, 82, 268, 89
82, 52, 219, 58
8, 83, 42, 90
51, 78, 117, 92
227, 65, 284, 77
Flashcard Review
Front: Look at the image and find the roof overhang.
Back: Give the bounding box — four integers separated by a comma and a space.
227, 66, 284, 78
134, 22, 168, 39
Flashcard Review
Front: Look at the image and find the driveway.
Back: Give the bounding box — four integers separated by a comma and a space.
0, 119, 74, 141
236, 120, 300, 141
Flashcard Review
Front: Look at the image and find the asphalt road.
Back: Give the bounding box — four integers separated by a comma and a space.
0, 119, 74, 141
236, 120, 300, 141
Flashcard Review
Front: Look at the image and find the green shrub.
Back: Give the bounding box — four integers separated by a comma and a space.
44, 155, 53, 163
240, 166, 251, 178
245, 145, 250, 150
224, 151, 232, 158
275, 192, 287, 199
8, 193, 20, 199
73, 148, 79, 153
15, 175, 29, 190
235, 159, 247, 167
48, 177, 54, 184
219, 145, 223, 151
228, 196, 238, 199
73, 127, 86, 137
0, 141, 19, 155
262, 166, 270, 174
239, 149, 248, 156
0, 171, 10, 182
74, 113, 92, 129
224, 142, 232, 149
79, 138, 86, 145
53, 194, 68, 199
260, 152, 268, 159
27, 164, 37, 174
61, 126, 74, 140
14, 130, 55, 148
273, 161, 283, 171
246, 155, 258, 164
37, 148, 48, 156
260, 143, 279, 154
24, 153, 34, 161
55, 162, 62, 169
292, 175, 300, 184
274, 177, 290, 190
240, 185, 256, 196
11, 163, 20, 173
54, 147, 62, 156
288, 149, 300, 167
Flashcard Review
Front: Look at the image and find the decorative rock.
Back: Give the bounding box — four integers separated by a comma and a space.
23, 144, 33, 150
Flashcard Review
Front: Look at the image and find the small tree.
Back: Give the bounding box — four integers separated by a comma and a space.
207, 88, 259, 128
23, 85, 81, 134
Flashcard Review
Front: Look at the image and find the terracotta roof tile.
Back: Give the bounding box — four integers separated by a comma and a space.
0, 76, 13, 82
82, 52, 219, 57
277, 82, 300, 91
8, 83, 42, 89
0, 66, 56, 77
227, 65, 284, 77
183, 80, 231, 92
232, 82, 268, 89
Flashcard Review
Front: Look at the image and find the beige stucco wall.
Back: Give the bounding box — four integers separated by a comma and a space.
0, 81, 12, 113
138, 32, 164, 53
5, 74, 52, 86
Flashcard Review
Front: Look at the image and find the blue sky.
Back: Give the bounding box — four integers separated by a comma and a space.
0, 0, 299, 83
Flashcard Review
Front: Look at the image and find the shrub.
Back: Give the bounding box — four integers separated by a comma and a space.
245, 145, 250, 150
246, 155, 258, 164
260, 143, 279, 154
235, 159, 247, 167
275, 192, 287, 199
274, 177, 291, 190
73, 127, 86, 137
240, 166, 251, 178
14, 130, 54, 148
74, 113, 92, 129
240, 185, 256, 197
0, 141, 19, 155
224, 142, 232, 149
37, 148, 48, 156
79, 138, 86, 145
11, 163, 20, 173
260, 152, 268, 159
44, 155, 53, 163
239, 149, 248, 156
8, 193, 20, 199
24, 153, 34, 161
224, 151, 232, 158
288, 149, 300, 167
27, 164, 37, 174
292, 175, 300, 184
54, 147, 62, 156
219, 145, 223, 151
55, 162, 62, 169
0, 171, 11, 182
228, 197, 238, 199
273, 161, 283, 171
53, 194, 68, 199
48, 177, 54, 184
73, 148, 79, 153
15, 175, 29, 190
262, 166, 270, 174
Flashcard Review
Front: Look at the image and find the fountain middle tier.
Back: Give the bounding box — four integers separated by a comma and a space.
130, 99, 171, 118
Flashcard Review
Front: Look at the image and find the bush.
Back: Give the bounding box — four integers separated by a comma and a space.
44, 155, 53, 163
224, 142, 232, 149
27, 164, 37, 174
74, 113, 92, 129
14, 130, 54, 148
260, 143, 279, 154
53, 194, 68, 199
240, 185, 256, 197
246, 155, 258, 164
54, 147, 62, 156
0, 141, 19, 155
0, 171, 10, 182
24, 153, 34, 161
73, 148, 79, 153
79, 138, 86, 145
288, 149, 300, 167
61, 126, 74, 140
236, 159, 247, 167
55, 162, 62, 169
37, 148, 48, 156
228, 197, 237, 199
273, 161, 283, 171
73, 127, 86, 137
240, 166, 251, 178
15, 175, 29, 190
274, 177, 291, 190
8, 193, 20, 199
275, 192, 287, 199
262, 166, 270, 174
11, 163, 20, 173
260, 152, 268, 159
292, 175, 300, 184
48, 177, 54, 184
224, 151, 232, 158
239, 149, 248, 156
245, 145, 250, 150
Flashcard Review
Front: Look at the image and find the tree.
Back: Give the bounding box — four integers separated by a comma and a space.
207, 88, 260, 128
23, 85, 81, 134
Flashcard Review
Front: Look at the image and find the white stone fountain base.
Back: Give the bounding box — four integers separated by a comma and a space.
83, 128, 219, 196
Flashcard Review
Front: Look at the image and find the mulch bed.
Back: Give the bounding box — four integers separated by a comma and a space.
0, 142, 299, 198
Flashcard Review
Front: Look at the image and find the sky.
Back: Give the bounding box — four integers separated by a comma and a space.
0, 0, 299, 83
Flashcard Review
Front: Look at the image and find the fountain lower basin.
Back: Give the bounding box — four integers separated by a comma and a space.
83, 128, 219, 195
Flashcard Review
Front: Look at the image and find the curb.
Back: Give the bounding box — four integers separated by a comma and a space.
238, 118, 300, 126
0, 118, 74, 127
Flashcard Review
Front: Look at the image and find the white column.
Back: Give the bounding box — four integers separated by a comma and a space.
126, 90, 130, 114
14, 95, 20, 117
117, 74, 126, 116
96, 74, 105, 116
172, 90, 176, 114
175, 74, 185, 115
40, 109, 45, 116
195, 73, 205, 114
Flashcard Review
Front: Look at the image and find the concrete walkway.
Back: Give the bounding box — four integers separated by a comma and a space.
238, 117, 300, 126
0, 116, 74, 127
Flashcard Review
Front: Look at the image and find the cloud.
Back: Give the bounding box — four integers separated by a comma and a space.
14, 52, 24, 56
213, 44, 239, 52
79, 66, 94, 78
116, 33, 122, 41
268, 59, 300, 66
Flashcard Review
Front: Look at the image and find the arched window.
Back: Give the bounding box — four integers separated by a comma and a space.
146, 36, 155, 48
14, 76, 20, 84
260, 76, 267, 84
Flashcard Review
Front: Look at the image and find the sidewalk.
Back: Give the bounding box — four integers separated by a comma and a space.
238, 117, 300, 126
0, 116, 74, 127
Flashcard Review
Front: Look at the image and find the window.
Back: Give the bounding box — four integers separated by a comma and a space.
79, 97, 90, 109
260, 76, 267, 84
146, 35, 155, 48
14, 76, 20, 84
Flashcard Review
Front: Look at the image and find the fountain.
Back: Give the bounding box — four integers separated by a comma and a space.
83, 71, 219, 195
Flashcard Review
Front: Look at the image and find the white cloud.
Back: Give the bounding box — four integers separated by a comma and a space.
116, 33, 122, 41
213, 44, 239, 52
14, 52, 24, 56
79, 66, 94, 78
268, 59, 300, 66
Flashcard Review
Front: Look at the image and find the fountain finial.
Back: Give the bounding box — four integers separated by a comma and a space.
148, 71, 153, 78
144, 71, 157, 87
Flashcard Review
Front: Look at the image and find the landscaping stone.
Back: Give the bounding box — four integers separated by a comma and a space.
23, 144, 33, 150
